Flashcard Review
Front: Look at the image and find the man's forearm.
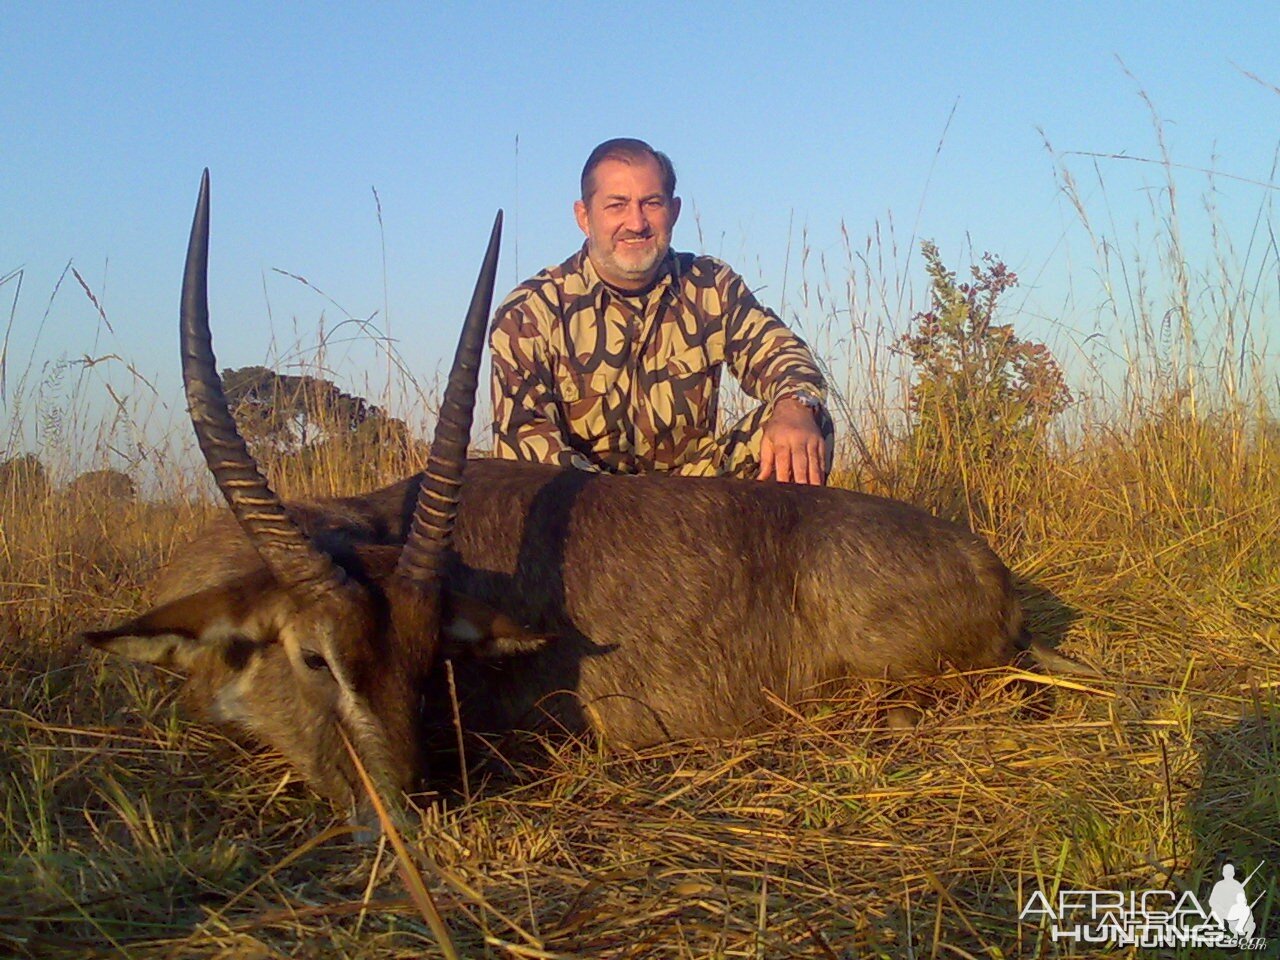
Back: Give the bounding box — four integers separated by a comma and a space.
721, 273, 827, 406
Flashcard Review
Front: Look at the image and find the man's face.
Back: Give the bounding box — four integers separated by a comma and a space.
574, 156, 681, 291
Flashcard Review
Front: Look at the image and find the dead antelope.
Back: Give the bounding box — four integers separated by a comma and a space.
87, 173, 1077, 817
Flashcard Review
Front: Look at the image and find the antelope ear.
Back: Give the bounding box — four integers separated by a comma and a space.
83, 574, 278, 669
442, 591, 551, 658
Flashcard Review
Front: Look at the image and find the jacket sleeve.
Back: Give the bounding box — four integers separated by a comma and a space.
718, 265, 828, 407
489, 289, 601, 471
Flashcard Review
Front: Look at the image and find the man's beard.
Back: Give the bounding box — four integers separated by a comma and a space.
595, 235, 667, 283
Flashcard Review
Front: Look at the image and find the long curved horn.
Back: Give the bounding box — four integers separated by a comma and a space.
181, 169, 343, 592
396, 211, 502, 583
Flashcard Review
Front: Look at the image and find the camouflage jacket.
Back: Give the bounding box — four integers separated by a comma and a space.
489, 245, 827, 473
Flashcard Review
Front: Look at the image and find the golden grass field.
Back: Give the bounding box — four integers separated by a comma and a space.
2, 157, 1278, 958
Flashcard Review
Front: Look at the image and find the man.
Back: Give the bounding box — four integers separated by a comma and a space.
490, 138, 834, 484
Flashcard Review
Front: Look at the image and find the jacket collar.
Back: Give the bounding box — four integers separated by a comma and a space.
572, 243, 682, 307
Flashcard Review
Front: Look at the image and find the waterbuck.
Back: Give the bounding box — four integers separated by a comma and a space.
86, 174, 1072, 816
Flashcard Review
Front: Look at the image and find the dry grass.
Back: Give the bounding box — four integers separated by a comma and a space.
7, 417, 1276, 958
3, 129, 1279, 957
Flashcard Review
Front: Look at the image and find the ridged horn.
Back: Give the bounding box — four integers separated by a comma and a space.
180, 169, 343, 592
396, 210, 502, 583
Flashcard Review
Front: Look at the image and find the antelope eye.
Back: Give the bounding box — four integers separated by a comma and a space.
301, 651, 330, 672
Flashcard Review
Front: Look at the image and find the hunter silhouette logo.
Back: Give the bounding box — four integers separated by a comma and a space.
1019, 860, 1268, 950
1208, 862, 1263, 938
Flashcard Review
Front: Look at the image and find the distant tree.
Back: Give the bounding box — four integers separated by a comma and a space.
0, 453, 50, 502
221, 367, 391, 456
67, 468, 136, 503
221, 367, 415, 492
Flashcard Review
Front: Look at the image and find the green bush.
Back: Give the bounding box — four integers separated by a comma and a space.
899, 241, 1072, 529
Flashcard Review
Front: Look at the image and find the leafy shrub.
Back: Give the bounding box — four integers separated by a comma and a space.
898, 241, 1072, 528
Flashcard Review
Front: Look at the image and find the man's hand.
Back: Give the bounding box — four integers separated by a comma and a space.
758, 396, 826, 486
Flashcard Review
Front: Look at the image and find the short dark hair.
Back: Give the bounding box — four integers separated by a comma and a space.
580, 138, 677, 202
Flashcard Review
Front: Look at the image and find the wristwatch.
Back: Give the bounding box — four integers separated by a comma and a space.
779, 390, 823, 413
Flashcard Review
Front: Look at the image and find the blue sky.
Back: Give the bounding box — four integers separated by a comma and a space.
4, 2, 1279, 460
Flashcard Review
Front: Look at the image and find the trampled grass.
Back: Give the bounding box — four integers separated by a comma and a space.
2, 140, 1279, 957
